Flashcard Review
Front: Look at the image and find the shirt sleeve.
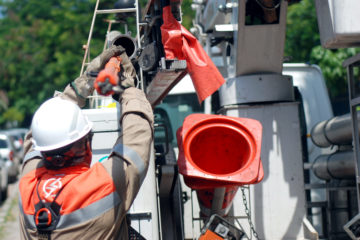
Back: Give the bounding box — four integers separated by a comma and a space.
21, 130, 43, 177
102, 87, 154, 211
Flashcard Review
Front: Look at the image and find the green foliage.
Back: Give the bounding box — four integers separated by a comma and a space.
0, 0, 196, 127
285, 0, 320, 62
0, 107, 24, 127
310, 47, 359, 98
1, 0, 359, 128
285, 0, 360, 99
0, 0, 106, 127
181, 0, 195, 29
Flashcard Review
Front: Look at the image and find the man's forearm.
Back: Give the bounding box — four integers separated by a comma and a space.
59, 83, 88, 108
119, 87, 154, 170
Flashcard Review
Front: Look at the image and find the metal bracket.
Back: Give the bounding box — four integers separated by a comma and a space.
344, 213, 360, 240
127, 212, 152, 221
146, 58, 187, 107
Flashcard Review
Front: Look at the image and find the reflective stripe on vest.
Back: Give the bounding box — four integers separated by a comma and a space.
19, 191, 121, 229
23, 150, 42, 164
112, 144, 146, 184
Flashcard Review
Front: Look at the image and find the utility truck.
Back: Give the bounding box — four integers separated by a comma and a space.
79, 0, 360, 239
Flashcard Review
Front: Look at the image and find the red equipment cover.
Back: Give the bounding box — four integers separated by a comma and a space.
160, 6, 225, 103
176, 114, 264, 189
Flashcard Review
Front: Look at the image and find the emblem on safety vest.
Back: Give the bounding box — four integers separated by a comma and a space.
43, 178, 62, 199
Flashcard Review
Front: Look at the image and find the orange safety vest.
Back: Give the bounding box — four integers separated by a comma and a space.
19, 162, 120, 232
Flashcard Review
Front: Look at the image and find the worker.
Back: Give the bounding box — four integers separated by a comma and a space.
18, 45, 154, 239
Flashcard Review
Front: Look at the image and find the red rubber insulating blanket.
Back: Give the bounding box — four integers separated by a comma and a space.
160, 5, 225, 103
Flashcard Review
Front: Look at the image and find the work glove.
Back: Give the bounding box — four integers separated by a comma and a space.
71, 45, 136, 100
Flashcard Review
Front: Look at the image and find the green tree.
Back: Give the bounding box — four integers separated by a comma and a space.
3, 0, 357, 128
0, 0, 195, 128
310, 46, 359, 98
285, 0, 360, 101
0, 0, 108, 127
285, 0, 320, 62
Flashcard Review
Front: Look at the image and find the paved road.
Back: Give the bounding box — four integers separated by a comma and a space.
0, 181, 20, 240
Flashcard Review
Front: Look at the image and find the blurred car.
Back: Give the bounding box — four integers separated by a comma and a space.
2, 128, 28, 164
7, 128, 28, 143
0, 155, 9, 201
0, 132, 20, 183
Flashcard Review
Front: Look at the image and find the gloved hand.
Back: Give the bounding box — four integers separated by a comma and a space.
71, 45, 136, 100
117, 50, 136, 89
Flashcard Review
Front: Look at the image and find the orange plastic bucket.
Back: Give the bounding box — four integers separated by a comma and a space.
186, 122, 253, 175
177, 114, 263, 216
177, 114, 263, 189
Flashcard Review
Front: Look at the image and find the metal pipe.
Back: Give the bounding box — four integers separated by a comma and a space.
329, 189, 353, 238
312, 151, 355, 180
109, 33, 137, 59
311, 112, 358, 148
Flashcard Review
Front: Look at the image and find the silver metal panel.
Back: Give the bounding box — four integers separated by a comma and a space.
283, 64, 334, 158
234, 0, 288, 76
219, 73, 294, 106
181, 176, 202, 239
201, 0, 231, 32
222, 103, 307, 239
315, 0, 360, 48
83, 106, 121, 163
283, 64, 334, 235
82, 105, 121, 132
130, 146, 160, 240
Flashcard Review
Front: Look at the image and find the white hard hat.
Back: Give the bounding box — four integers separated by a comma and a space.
31, 97, 93, 152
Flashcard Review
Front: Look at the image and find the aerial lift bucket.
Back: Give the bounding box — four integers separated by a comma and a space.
177, 114, 263, 216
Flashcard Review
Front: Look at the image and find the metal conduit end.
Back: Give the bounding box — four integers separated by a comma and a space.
312, 151, 355, 180
310, 112, 359, 148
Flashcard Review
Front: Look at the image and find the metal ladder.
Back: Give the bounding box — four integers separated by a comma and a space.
79, 0, 143, 108
80, 0, 142, 74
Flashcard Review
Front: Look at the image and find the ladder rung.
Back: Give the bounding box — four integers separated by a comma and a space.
96, 8, 137, 14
